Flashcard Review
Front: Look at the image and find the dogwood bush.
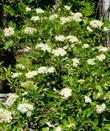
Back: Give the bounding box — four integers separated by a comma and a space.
0, 5, 110, 130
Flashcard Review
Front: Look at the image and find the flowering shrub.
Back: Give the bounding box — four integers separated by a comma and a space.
0, 5, 110, 130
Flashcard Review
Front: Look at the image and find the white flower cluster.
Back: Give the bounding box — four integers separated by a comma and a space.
16, 64, 25, 69
26, 7, 31, 12
60, 87, 72, 98
46, 121, 56, 128
26, 71, 38, 79
55, 35, 65, 42
48, 67, 56, 73
52, 48, 67, 56
78, 79, 85, 84
61, 12, 82, 24
64, 5, 71, 11
66, 35, 79, 43
0, 109, 12, 123
83, 44, 89, 48
37, 66, 49, 74
54, 35, 79, 44
87, 59, 95, 65
12, 72, 22, 78
70, 12, 83, 21
35, 43, 51, 52
55, 126, 62, 131
89, 20, 103, 28
35, 8, 44, 14
72, 58, 80, 67
17, 46, 31, 53
96, 54, 106, 62
87, 53, 106, 65
84, 95, 92, 103
5, 94, 18, 106
17, 103, 34, 116
49, 14, 58, 21
31, 16, 40, 22
97, 46, 108, 52
38, 66, 55, 74
25, 66, 55, 78
63, 45, 69, 49
96, 103, 106, 113
24, 27, 37, 34
4, 27, 15, 37
60, 17, 69, 24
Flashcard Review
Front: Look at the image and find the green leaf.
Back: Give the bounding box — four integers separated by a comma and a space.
4, 40, 14, 50
103, 124, 110, 130
83, 108, 94, 117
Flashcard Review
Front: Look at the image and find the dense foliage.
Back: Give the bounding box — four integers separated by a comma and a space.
0, 1, 110, 131
1, 0, 95, 28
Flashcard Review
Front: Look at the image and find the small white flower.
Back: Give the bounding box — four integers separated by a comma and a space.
71, 12, 83, 18
37, 66, 55, 74
60, 12, 82, 24
25, 71, 38, 78
90, 20, 103, 28
78, 79, 85, 84
98, 46, 108, 52
48, 67, 55, 73
87, 59, 95, 65
60, 17, 69, 24
83, 44, 89, 48
84, 95, 92, 103
46, 121, 55, 127
37, 66, 48, 74
72, 58, 79, 67
55, 126, 62, 131
52, 48, 67, 56
17, 47, 31, 53
49, 14, 58, 21
60, 87, 72, 98
96, 54, 106, 61
17, 103, 34, 114
24, 27, 37, 34
16, 64, 25, 69
70, 12, 82, 22
55, 35, 65, 42
35, 43, 51, 52
35, 8, 44, 14
0, 109, 12, 123
64, 5, 71, 11
5, 94, 18, 106
96, 103, 106, 113
31, 16, 40, 22
66, 35, 79, 43
87, 26, 93, 32
26, 7, 31, 12
68, 15, 81, 22
4, 27, 14, 37
12, 72, 22, 78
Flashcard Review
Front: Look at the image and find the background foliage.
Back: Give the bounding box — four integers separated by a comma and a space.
0, 0, 110, 130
